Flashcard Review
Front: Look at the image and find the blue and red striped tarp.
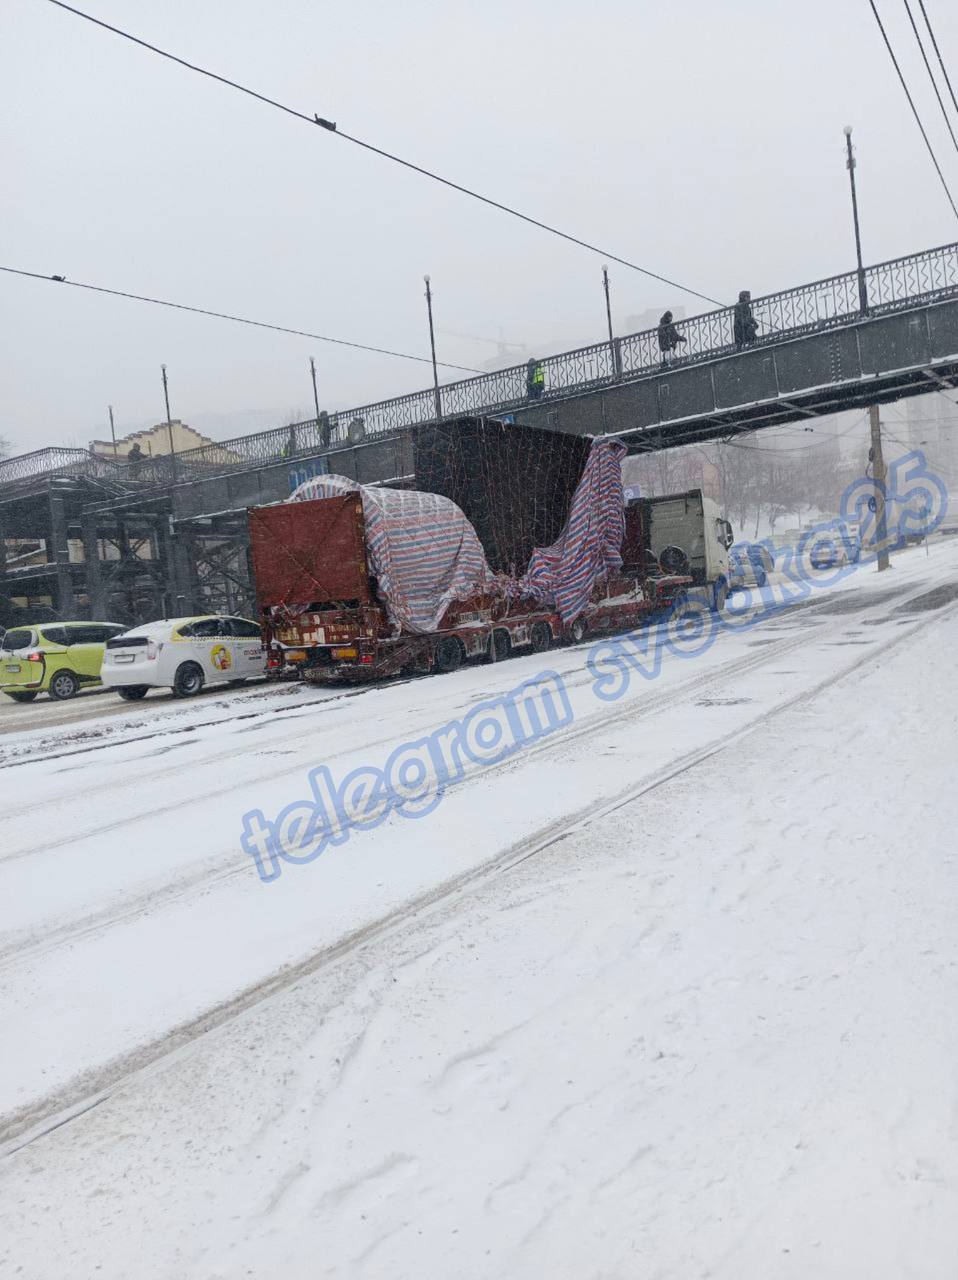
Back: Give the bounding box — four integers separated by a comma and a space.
290, 474, 494, 633
520, 438, 628, 621
291, 437, 627, 632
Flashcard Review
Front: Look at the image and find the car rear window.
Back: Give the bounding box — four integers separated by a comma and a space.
105, 635, 150, 649
2, 629, 35, 651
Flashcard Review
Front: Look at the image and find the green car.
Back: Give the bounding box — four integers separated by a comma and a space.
1, 621, 128, 702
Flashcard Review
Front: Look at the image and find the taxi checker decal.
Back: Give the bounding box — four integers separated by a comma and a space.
210, 644, 233, 672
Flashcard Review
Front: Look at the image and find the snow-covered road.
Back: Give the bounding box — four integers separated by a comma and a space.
2, 540, 958, 1278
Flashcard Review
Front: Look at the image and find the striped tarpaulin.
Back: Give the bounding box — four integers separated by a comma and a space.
520, 438, 628, 622
290, 474, 493, 634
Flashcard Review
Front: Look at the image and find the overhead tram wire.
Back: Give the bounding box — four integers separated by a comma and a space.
916, 0, 958, 122
0, 265, 485, 374
901, 0, 958, 158
41, 0, 725, 310
866, 0, 958, 221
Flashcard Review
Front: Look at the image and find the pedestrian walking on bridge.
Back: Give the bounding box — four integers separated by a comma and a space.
657, 311, 687, 368
526, 357, 545, 400
733, 290, 759, 348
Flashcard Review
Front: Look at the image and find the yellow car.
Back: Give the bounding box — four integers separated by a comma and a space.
0, 621, 128, 702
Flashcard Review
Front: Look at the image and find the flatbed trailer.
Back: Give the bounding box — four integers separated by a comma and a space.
248, 493, 692, 683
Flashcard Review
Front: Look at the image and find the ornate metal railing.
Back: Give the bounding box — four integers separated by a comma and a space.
0, 447, 95, 487
4, 239, 957, 491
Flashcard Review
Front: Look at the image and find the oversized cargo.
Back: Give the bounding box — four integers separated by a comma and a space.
413, 417, 593, 577
248, 434, 691, 682
287, 473, 497, 634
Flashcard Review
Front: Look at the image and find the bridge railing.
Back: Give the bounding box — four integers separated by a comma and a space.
867, 239, 958, 312
4, 239, 958, 491
0, 447, 97, 488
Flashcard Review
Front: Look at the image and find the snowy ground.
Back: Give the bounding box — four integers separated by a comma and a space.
2, 539, 958, 1278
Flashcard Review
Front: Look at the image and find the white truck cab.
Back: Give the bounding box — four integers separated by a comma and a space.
645, 489, 734, 610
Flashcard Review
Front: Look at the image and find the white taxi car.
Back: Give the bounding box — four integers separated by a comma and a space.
101, 615, 265, 699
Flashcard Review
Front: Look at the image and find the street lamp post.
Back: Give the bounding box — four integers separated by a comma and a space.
423, 275, 442, 421
161, 364, 177, 481
161, 364, 176, 455
602, 266, 620, 376
844, 126, 869, 315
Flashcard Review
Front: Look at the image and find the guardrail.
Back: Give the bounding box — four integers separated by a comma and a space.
4, 239, 957, 491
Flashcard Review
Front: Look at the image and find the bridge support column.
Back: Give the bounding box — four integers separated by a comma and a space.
48, 490, 73, 618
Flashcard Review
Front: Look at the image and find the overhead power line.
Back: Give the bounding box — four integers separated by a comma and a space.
916, 0, 958, 122
42, 0, 725, 309
0, 265, 484, 373
901, 0, 958, 158
866, 0, 958, 221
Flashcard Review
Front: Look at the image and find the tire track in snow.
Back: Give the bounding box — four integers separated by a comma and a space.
0, 610, 835, 963
0, 574, 943, 966
0, 587, 850, 863
2, 587, 954, 1154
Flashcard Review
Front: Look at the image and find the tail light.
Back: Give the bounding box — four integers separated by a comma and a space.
267, 647, 284, 669
27, 651, 43, 663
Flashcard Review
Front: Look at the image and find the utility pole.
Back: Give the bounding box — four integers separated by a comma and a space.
309, 357, 321, 423
108, 405, 118, 458
843, 126, 869, 315
602, 265, 619, 376
423, 275, 442, 421
869, 403, 890, 571
161, 364, 176, 458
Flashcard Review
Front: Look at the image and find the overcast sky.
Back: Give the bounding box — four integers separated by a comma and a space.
3, 0, 958, 456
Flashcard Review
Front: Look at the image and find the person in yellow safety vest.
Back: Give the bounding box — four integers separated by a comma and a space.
526, 358, 545, 400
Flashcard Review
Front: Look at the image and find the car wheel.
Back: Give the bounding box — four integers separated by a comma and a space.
48, 670, 80, 701
117, 686, 149, 701
173, 662, 204, 697
4, 690, 37, 703
434, 636, 464, 674
530, 621, 552, 653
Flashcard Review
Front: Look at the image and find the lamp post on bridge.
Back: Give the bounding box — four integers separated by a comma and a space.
423, 275, 442, 422
601, 266, 620, 377
843, 126, 869, 315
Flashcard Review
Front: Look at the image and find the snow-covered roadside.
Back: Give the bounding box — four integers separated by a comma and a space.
1, 540, 957, 1137
2, 566, 957, 1279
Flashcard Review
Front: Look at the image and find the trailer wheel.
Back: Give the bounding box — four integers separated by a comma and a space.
434, 637, 464, 674
530, 622, 552, 653
488, 629, 511, 663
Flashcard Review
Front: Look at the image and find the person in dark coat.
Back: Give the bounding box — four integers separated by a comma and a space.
657, 311, 687, 367
127, 442, 143, 478
733, 290, 759, 348
526, 357, 545, 400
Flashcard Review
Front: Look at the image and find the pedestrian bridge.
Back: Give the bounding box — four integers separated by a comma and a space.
2, 239, 958, 492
